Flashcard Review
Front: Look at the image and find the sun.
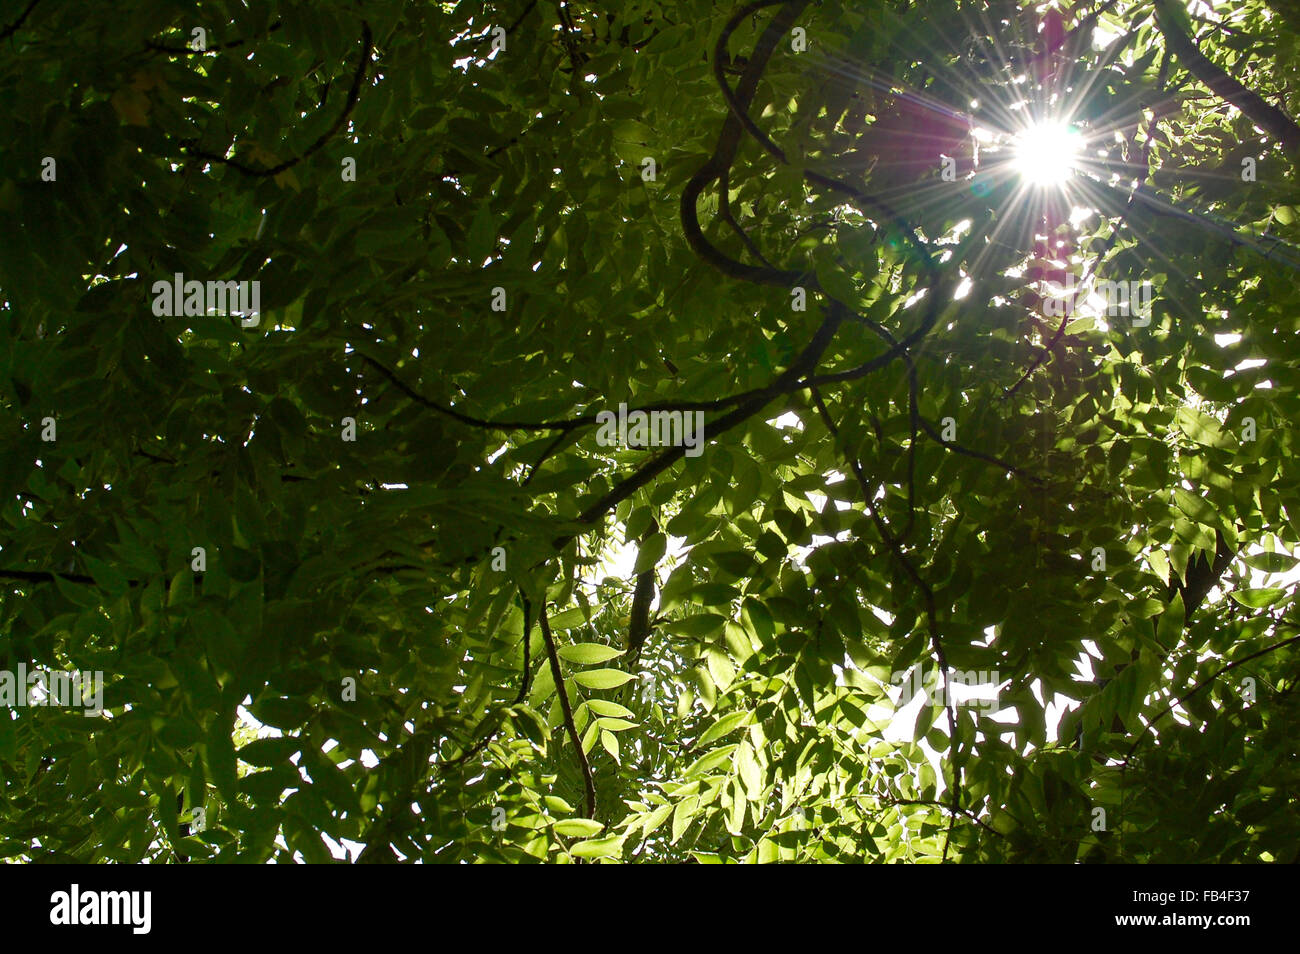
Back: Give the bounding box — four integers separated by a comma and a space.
1012, 121, 1083, 187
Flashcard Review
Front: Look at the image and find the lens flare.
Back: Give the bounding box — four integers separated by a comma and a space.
1012, 121, 1083, 187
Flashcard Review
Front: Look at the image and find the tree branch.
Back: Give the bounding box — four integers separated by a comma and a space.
679, 0, 811, 288
570, 303, 844, 533
540, 601, 596, 820
625, 520, 659, 667
180, 21, 373, 177
1153, 0, 1300, 153
810, 384, 961, 860
0, 0, 40, 43
1122, 628, 1300, 767
146, 21, 283, 55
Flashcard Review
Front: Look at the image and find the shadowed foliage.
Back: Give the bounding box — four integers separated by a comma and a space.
1, 0, 1299, 863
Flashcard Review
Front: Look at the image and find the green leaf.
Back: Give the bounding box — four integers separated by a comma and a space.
735, 740, 763, 798
466, 203, 497, 262
1242, 551, 1298, 573
1230, 587, 1287, 608
547, 607, 588, 630
586, 699, 635, 719
558, 643, 624, 665
600, 728, 620, 761
639, 804, 673, 839
1172, 487, 1218, 529
697, 711, 752, 747
634, 533, 667, 574
661, 614, 726, 638
671, 799, 698, 844
569, 834, 624, 859
204, 715, 238, 802
1156, 593, 1184, 649
573, 669, 635, 690
596, 717, 638, 732
554, 818, 604, 837
706, 648, 735, 690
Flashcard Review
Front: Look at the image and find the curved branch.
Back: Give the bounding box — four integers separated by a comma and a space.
181, 21, 373, 177
709, 6, 937, 274
1122, 629, 1300, 766
679, 0, 811, 288
571, 304, 844, 534
1153, 0, 1300, 153
361, 352, 783, 434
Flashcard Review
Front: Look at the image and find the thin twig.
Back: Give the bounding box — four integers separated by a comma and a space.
180, 21, 373, 177
540, 602, 596, 820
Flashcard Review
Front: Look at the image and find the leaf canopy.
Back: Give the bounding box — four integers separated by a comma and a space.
2, 0, 1300, 864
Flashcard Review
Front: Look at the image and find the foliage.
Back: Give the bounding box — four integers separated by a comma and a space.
2, 0, 1299, 863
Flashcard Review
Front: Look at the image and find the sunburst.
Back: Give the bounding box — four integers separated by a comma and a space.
1011, 120, 1084, 187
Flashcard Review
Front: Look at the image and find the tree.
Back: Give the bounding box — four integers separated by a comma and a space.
1, 0, 1298, 863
